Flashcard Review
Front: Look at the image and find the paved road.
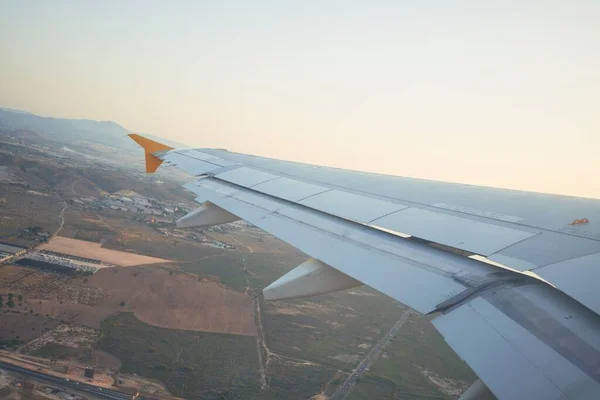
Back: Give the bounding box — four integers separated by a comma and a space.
330, 310, 411, 400
0, 361, 146, 400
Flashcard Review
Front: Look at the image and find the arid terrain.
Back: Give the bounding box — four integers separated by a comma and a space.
0, 132, 475, 399
39, 236, 171, 267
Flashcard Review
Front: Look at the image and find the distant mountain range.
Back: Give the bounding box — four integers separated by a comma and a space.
0, 107, 189, 151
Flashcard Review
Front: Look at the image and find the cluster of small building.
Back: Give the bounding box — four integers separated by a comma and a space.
29, 252, 98, 273
20, 226, 51, 242
71, 189, 188, 217
156, 227, 235, 249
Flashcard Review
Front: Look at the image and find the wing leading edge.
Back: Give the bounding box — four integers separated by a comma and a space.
129, 134, 600, 400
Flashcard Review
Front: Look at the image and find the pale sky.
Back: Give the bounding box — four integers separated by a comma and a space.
1, 1, 598, 198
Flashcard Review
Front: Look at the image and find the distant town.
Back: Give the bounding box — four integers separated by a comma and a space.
73, 189, 184, 217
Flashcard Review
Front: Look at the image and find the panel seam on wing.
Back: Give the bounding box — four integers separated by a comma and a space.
173, 150, 235, 169
203, 178, 509, 292
218, 164, 578, 239
530, 250, 600, 271
248, 175, 282, 188
466, 301, 571, 399
210, 176, 536, 280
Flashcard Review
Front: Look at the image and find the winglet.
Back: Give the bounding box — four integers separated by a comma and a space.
128, 134, 174, 173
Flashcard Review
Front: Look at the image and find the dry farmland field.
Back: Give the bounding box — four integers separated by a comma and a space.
38, 236, 171, 267
0, 264, 256, 335
0, 139, 478, 399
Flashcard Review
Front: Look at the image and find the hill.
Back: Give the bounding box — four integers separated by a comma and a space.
0, 107, 189, 151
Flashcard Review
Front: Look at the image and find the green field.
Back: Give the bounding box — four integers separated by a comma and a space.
263, 286, 407, 371
350, 313, 476, 399
96, 312, 344, 399
345, 377, 396, 400
180, 253, 250, 292
243, 252, 306, 291
180, 249, 305, 293
97, 312, 261, 399
32, 343, 91, 362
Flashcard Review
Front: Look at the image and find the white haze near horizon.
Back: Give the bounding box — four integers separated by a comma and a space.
0, 1, 598, 198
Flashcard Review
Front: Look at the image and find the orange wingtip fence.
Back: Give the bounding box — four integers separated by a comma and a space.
128, 134, 173, 173
569, 218, 590, 225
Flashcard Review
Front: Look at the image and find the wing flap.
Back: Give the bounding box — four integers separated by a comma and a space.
187, 177, 528, 314
433, 283, 600, 400
489, 232, 600, 270
534, 252, 600, 316
129, 137, 600, 400
131, 137, 600, 315
202, 166, 541, 258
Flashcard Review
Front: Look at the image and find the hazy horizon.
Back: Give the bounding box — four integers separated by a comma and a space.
1, 1, 598, 198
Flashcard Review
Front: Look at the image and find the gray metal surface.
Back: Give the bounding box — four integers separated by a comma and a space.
489, 232, 600, 269
175, 149, 238, 167
535, 252, 600, 316
152, 147, 600, 400
215, 167, 279, 187
433, 283, 600, 400
458, 380, 497, 400
189, 178, 526, 314
161, 152, 218, 176
299, 189, 408, 223
371, 207, 537, 256
197, 149, 600, 239
176, 202, 240, 228
262, 258, 361, 300
169, 149, 600, 314
251, 177, 330, 202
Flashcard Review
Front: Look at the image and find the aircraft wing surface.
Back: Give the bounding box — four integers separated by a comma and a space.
130, 134, 600, 400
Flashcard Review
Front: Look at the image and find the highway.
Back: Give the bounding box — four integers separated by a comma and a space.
0, 361, 146, 400
330, 309, 411, 400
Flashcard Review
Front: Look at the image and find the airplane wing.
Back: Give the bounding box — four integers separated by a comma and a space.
129, 134, 600, 400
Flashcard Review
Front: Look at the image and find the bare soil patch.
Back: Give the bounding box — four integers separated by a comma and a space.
87, 267, 256, 336
22, 324, 99, 356
418, 366, 472, 397
0, 265, 36, 286
92, 349, 121, 370
10, 265, 256, 336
